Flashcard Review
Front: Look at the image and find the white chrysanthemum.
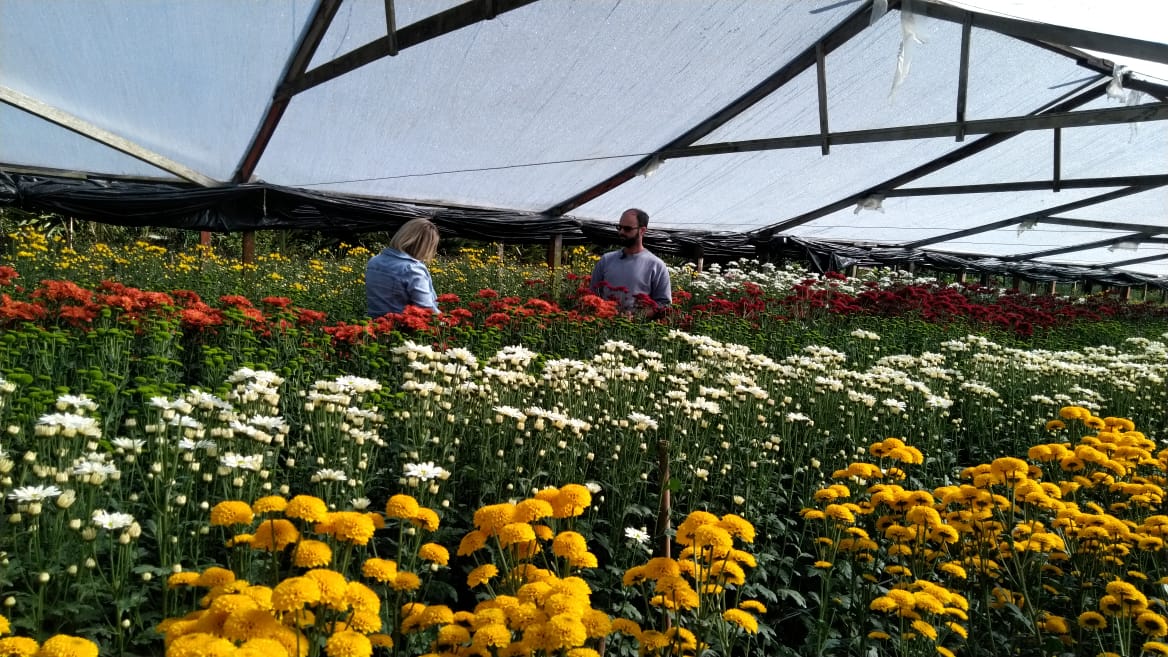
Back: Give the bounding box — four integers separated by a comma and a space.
785, 412, 814, 424
313, 468, 348, 482
220, 452, 264, 471
185, 390, 233, 410
585, 482, 602, 494
111, 437, 146, 452
624, 527, 650, 545
628, 413, 658, 431
881, 398, 907, 413
8, 484, 63, 502
493, 405, 526, 420
849, 329, 881, 341
72, 460, 120, 477
37, 412, 102, 438
925, 396, 954, 409
334, 375, 382, 394
177, 438, 216, 451
56, 394, 98, 412
403, 461, 450, 481
92, 509, 135, 530
351, 497, 372, 510
248, 415, 288, 432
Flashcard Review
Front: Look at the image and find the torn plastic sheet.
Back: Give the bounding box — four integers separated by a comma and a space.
890, 0, 924, 96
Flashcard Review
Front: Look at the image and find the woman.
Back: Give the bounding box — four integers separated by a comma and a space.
365, 218, 440, 317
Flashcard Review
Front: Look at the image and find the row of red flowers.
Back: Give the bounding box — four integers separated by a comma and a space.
2, 265, 1164, 343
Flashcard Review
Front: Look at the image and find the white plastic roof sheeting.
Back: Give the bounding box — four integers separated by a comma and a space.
1, 0, 1166, 278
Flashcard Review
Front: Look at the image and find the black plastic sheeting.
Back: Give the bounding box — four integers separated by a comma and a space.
2, 171, 1165, 290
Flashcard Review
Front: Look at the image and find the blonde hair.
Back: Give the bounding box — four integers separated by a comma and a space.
390, 218, 440, 263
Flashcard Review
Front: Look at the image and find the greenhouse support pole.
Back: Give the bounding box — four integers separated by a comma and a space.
243, 232, 255, 265
546, 233, 562, 270
655, 440, 671, 561
200, 231, 211, 247
957, 271, 967, 283
695, 245, 705, 273
1047, 280, 1058, 296
1122, 286, 1132, 301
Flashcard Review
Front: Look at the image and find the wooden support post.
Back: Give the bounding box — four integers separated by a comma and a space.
546, 233, 562, 271
1084, 280, 1095, 295
980, 272, 991, 286
958, 271, 968, 284
847, 264, 858, 278
695, 245, 705, 274
1047, 280, 1058, 296
242, 231, 255, 265
1122, 286, 1132, 301
1010, 275, 1021, 290
655, 440, 671, 561
497, 242, 504, 261
200, 230, 211, 247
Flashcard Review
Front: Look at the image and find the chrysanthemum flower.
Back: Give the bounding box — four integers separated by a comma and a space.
325, 512, 376, 545
513, 498, 554, 523
210, 500, 255, 526
419, 542, 450, 566
722, 608, 759, 634
271, 576, 321, 612
553, 484, 592, 518
1143, 641, 1168, 657
250, 519, 300, 551
168, 572, 200, 589
474, 503, 516, 534
1079, 610, 1108, 629
305, 569, 350, 610
1137, 612, 1168, 638
222, 608, 280, 643
284, 495, 329, 523
715, 513, 755, 542
458, 530, 488, 556
292, 540, 333, 568
468, 564, 498, 588
325, 630, 372, 657
195, 567, 237, 589
392, 571, 421, 591
410, 507, 440, 532
361, 558, 397, 583
384, 494, 420, 519
348, 610, 382, 634
345, 582, 380, 613
436, 624, 471, 648
236, 638, 289, 657
0, 636, 38, 657
35, 634, 99, 657
472, 623, 511, 649
498, 522, 537, 547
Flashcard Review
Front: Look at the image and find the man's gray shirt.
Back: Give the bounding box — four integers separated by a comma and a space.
589, 249, 672, 311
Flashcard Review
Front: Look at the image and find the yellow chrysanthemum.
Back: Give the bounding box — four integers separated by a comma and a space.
210, 500, 255, 527
474, 503, 516, 534
271, 576, 321, 612
305, 569, 350, 610
411, 507, 440, 532
236, 638, 288, 657
717, 513, 756, 542
498, 522, 537, 547
292, 540, 333, 568
468, 564, 499, 588
392, 571, 421, 592
1137, 612, 1168, 638
472, 623, 512, 649
325, 511, 376, 545
1078, 611, 1108, 629
723, 609, 759, 633
250, 495, 287, 514
0, 637, 38, 657
168, 572, 201, 589
1143, 642, 1168, 657
346, 582, 380, 614
324, 630, 372, 657
251, 519, 300, 552
553, 484, 592, 518
419, 543, 450, 566
361, 558, 397, 583
384, 494, 420, 519
194, 567, 237, 589
0, 613, 9, 636
221, 608, 280, 643
458, 530, 489, 556
513, 498, 554, 523
284, 495, 329, 523
435, 624, 471, 648
34, 635, 99, 657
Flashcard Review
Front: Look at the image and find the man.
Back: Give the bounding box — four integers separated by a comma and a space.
590, 208, 672, 315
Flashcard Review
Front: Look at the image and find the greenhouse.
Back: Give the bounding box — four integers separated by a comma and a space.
1, 1, 1167, 656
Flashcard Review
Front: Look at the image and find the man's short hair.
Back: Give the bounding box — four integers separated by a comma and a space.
625, 208, 650, 228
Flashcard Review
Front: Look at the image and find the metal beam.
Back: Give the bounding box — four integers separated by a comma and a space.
290, 0, 539, 96
901, 185, 1160, 249
661, 102, 1168, 158
0, 85, 218, 187
881, 174, 1168, 197
955, 13, 971, 142
1005, 234, 1167, 261
543, 0, 880, 218
917, 2, 1168, 65
1039, 216, 1168, 235
233, 0, 343, 183
753, 81, 1108, 237
1092, 252, 1168, 268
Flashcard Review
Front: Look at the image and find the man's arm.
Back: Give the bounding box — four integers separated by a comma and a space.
650, 260, 672, 307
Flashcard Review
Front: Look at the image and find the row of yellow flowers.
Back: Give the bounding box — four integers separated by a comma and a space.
803, 409, 1167, 657
158, 483, 765, 657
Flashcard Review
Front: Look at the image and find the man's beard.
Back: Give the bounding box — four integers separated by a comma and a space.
618, 236, 637, 248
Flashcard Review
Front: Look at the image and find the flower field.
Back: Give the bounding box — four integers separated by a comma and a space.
1, 228, 1167, 657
